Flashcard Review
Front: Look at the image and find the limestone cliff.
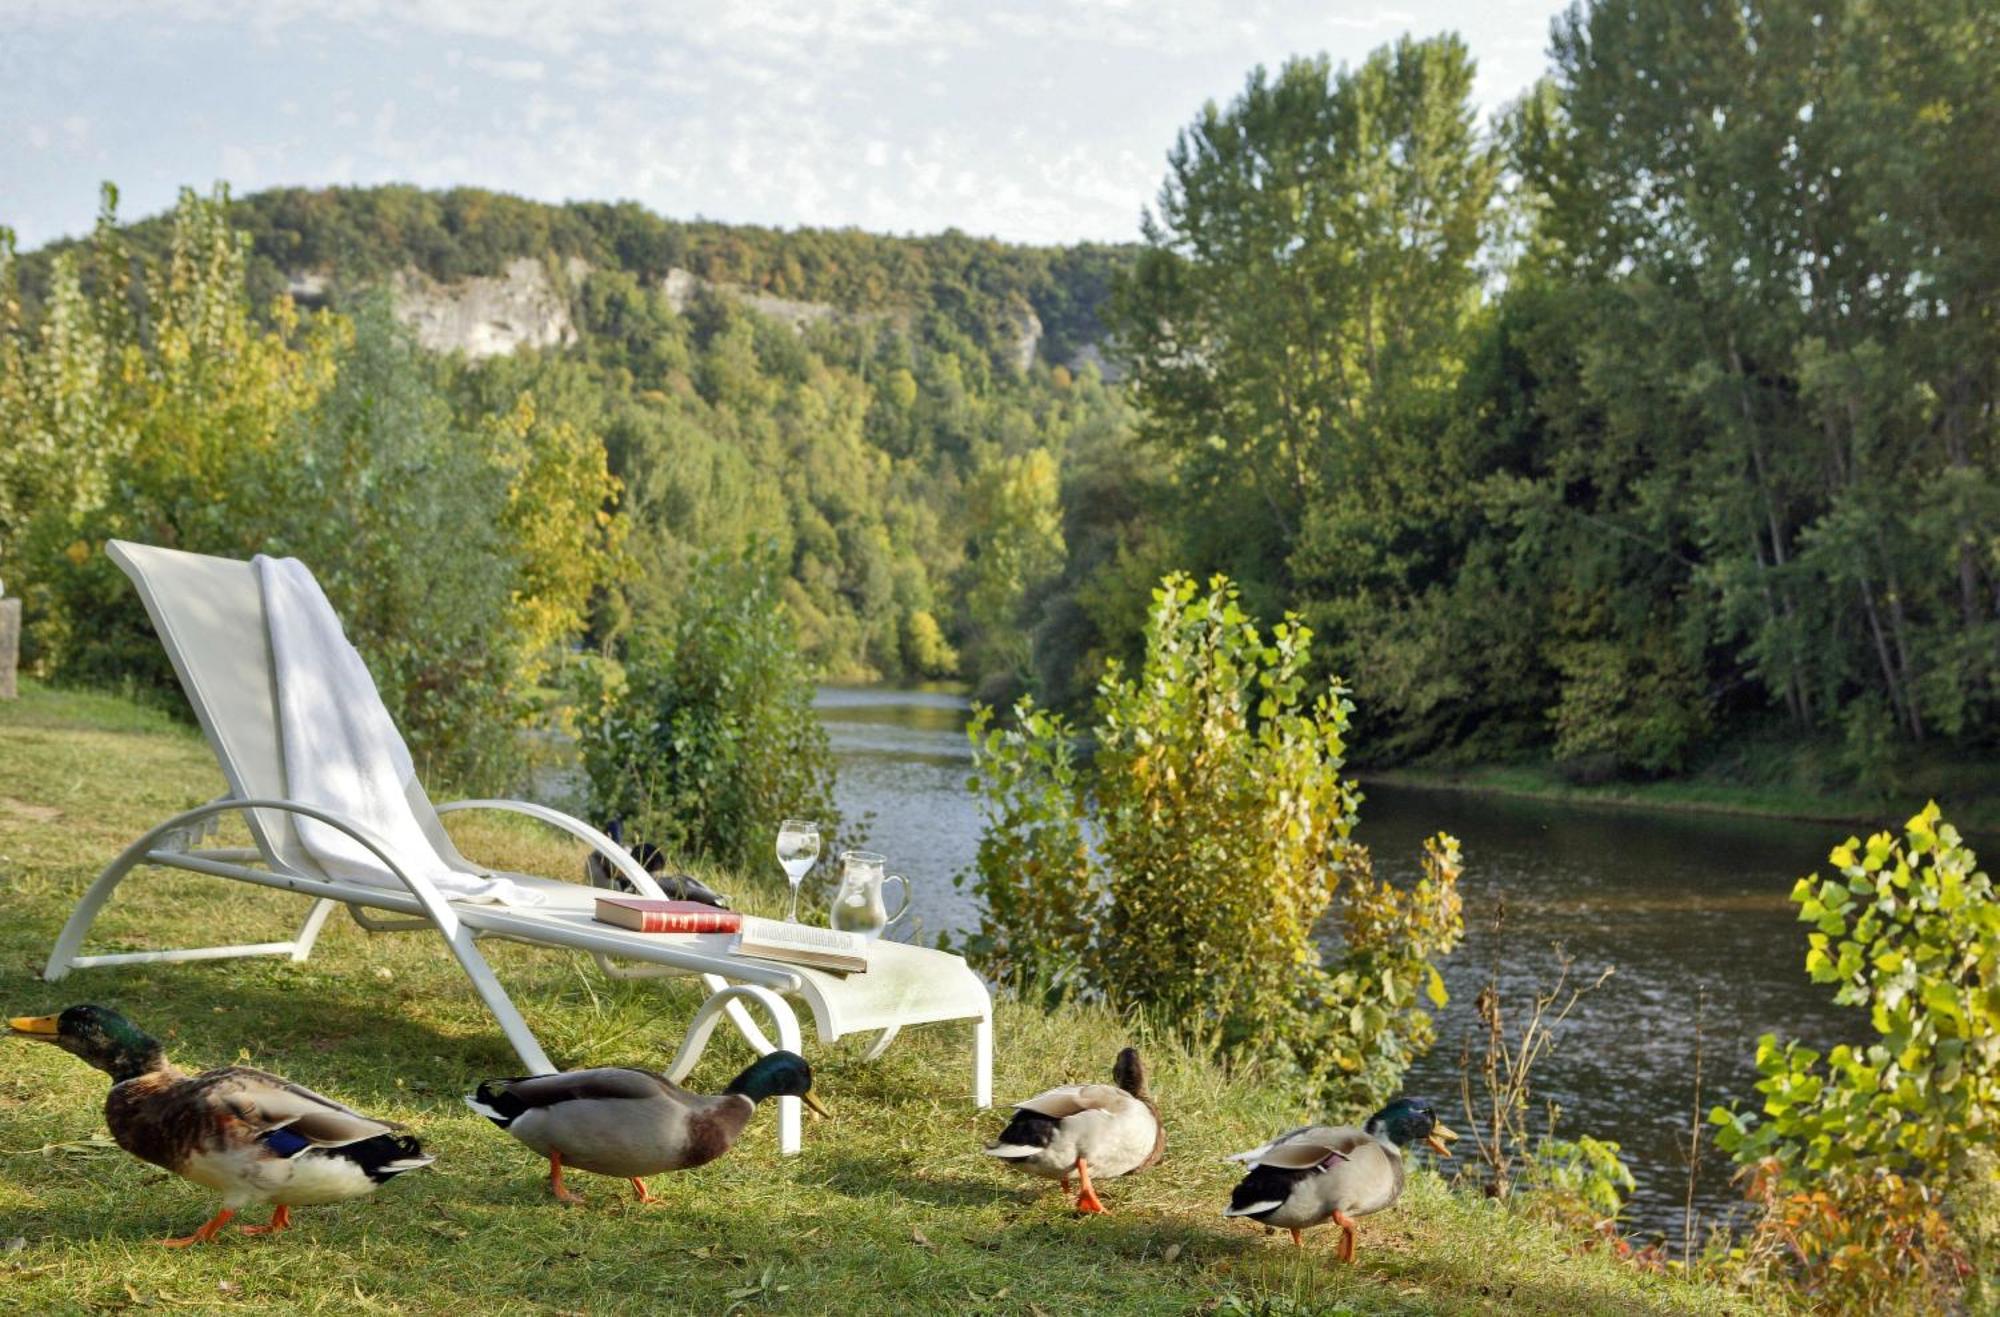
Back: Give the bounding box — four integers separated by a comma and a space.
390, 257, 578, 359
660, 266, 906, 336
288, 256, 1112, 374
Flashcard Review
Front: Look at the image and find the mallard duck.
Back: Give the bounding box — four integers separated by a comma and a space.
466, 1051, 827, 1203
984, 1046, 1163, 1214
585, 822, 730, 907
1223, 1097, 1455, 1260
8, 1005, 433, 1246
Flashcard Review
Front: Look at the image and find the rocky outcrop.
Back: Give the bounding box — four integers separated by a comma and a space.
660, 267, 906, 336
390, 257, 577, 359
284, 270, 332, 305
1067, 341, 1125, 384
1005, 303, 1043, 375
302, 256, 1093, 376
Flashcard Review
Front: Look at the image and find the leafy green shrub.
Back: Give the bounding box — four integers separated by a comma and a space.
958, 573, 1463, 1103
1520, 1135, 1638, 1236
577, 541, 840, 876
1711, 803, 1995, 1311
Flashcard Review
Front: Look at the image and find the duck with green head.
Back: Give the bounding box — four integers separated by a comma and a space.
1223, 1097, 1456, 1261
8, 1004, 433, 1246
466, 1050, 828, 1204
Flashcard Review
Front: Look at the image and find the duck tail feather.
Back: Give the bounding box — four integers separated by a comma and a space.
341, 1133, 434, 1184
983, 1144, 1042, 1160
465, 1079, 529, 1128
1223, 1200, 1285, 1218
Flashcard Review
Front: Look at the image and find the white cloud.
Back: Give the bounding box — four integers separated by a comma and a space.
465, 54, 545, 81
0, 0, 1567, 248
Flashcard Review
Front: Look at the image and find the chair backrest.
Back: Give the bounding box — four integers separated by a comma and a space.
107, 540, 473, 878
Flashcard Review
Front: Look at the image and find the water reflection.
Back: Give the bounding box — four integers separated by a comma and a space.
815, 686, 1939, 1239
1359, 785, 1856, 1237
817, 686, 984, 942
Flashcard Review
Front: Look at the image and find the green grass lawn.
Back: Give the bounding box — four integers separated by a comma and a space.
0, 682, 1769, 1315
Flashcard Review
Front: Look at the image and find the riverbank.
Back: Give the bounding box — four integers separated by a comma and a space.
1365, 755, 2000, 834
0, 680, 1768, 1314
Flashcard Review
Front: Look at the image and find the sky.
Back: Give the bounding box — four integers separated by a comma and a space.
0, 0, 1568, 253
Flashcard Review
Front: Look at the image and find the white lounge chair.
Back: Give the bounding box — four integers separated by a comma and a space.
42, 541, 993, 1153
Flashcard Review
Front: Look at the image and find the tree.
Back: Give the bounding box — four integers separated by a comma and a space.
963, 447, 1066, 695
1113, 38, 1498, 618
1520, 0, 2000, 760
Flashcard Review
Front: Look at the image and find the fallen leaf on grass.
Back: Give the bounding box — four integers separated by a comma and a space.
911, 1229, 933, 1248
1163, 1242, 1183, 1263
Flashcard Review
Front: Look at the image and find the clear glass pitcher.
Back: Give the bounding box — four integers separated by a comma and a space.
829, 850, 911, 940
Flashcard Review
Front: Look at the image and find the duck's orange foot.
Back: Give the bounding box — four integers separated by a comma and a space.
1332, 1210, 1358, 1263
629, 1178, 661, 1205
549, 1153, 586, 1204
160, 1208, 236, 1247
1072, 1156, 1109, 1214
239, 1205, 292, 1236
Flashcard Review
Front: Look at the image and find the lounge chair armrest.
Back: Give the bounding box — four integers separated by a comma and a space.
432, 799, 668, 899
115, 797, 470, 935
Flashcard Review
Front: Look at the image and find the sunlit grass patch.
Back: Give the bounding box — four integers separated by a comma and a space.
0, 683, 1770, 1314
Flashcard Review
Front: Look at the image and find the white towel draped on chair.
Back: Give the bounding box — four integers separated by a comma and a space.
255, 554, 539, 906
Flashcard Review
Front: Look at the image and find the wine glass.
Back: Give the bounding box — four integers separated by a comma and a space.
775, 819, 820, 922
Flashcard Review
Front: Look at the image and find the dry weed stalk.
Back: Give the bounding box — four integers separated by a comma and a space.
1457, 899, 1615, 1199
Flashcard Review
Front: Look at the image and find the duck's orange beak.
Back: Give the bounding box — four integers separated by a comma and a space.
8, 1014, 60, 1038
802, 1091, 831, 1120
1425, 1124, 1458, 1158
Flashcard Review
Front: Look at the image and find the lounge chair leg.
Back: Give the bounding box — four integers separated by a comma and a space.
46, 803, 330, 981
860, 1024, 902, 1062
663, 983, 806, 1156
45, 825, 156, 981
289, 899, 336, 962
443, 924, 556, 1075
972, 1009, 993, 1109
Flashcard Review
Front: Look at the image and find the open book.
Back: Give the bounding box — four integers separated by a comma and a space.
735, 916, 870, 974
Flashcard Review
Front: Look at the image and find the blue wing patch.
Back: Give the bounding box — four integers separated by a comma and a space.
259, 1126, 313, 1158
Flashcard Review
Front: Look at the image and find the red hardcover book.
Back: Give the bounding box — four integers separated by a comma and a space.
593, 897, 742, 935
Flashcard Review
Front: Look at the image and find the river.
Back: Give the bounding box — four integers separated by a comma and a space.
816, 685, 1896, 1242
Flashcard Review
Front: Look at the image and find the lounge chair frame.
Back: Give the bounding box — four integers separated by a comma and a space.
41, 542, 993, 1154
